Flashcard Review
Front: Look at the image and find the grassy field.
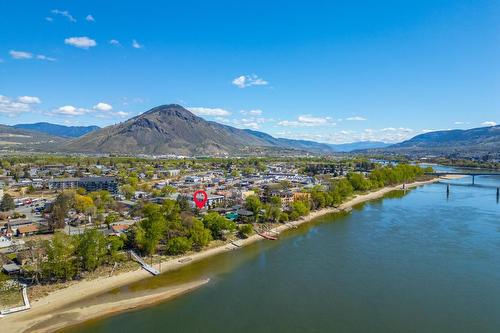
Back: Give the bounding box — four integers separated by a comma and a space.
0, 287, 24, 310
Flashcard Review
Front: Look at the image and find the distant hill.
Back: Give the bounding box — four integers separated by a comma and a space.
64, 104, 338, 155
242, 129, 335, 154
0, 124, 66, 151
369, 125, 500, 158
14, 122, 100, 138
329, 141, 390, 152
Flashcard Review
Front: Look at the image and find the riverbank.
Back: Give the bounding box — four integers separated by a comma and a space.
1, 177, 439, 333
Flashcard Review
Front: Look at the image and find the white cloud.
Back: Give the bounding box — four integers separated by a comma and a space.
36, 54, 57, 62
18, 96, 41, 104
0, 95, 40, 116
51, 9, 76, 22
45, 17, 53, 22
481, 121, 497, 127
111, 111, 129, 117
85, 14, 95, 22
240, 109, 263, 116
93, 102, 113, 112
64, 36, 97, 49
215, 116, 269, 130
10, 50, 56, 61
239, 122, 260, 130
9, 50, 33, 59
278, 120, 301, 127
346, 116, 367, 121
132, 39, 143, 49
54, 105, 91, 116
188, 107, 231, 117
273, 127, 416, 144
232, 74, 268, 88
298, 115, 332, 125
109, 39, 121, 46
278, 115, 335, 127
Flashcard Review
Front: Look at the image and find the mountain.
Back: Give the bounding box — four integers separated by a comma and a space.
14, 122, 100, 138
369, 125, 500, 158
0, 124, 66, 151
329, 141, 390, 152
65, 104, 337, 155
242, 129, 335, 153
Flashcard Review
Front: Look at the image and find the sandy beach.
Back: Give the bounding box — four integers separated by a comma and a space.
0, 177, 439, 333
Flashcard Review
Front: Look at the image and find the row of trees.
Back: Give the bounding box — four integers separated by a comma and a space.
23, 230, 124, 282
243, 164, 430, 222
310, 164, 430, 210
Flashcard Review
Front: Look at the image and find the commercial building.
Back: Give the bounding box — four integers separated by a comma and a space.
48, 177, 118, 194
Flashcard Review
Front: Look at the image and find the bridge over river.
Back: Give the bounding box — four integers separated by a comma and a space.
427, 171, 500, 185
426, 171, 500, 202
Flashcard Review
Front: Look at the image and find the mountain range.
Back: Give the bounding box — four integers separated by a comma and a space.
13, 122, 100, 138
0, 124, 65, 150
365, 125, 500, 157
1, 104, 498, 157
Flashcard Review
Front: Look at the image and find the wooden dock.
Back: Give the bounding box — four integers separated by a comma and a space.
129, 250, 160, 276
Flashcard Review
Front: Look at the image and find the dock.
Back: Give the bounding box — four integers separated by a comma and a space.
230, 240, 242, 247
129, 250, 160, 275
257, 231, 278, 240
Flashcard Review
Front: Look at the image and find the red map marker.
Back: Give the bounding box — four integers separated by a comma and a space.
193, 190, 208, 209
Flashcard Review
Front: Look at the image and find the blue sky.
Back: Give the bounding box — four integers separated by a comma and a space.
0, 0, 498, 143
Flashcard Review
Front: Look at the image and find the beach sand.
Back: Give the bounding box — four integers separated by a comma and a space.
440, 174, 467, 179
0, 178, 439, 333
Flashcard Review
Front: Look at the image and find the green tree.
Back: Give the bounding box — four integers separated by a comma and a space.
347, 172, 372, 192
160, 185, 176, 196
162, 199, 184, 239
245, 195, 262, 221
176, 195, 191, 212
76, 229, 107, 271
264, 203, 282, 223
105, 212, 120, 228
134, 204, 166, 255
49, 190, 75, 230
162, 199, 181, 221
43, 232, 77, 280
238, 224, 253, 239
335, 179, 354, 199
166, 237, 192, 255
290, 200, 310, 218
107, 236, 125, 262
202, 212, 236, 240
279, 212, 289, 222
187, 218, 212, 250
0, 193, 15, 212
120, 184, 135, 200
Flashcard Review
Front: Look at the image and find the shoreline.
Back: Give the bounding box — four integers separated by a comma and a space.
1, 177, 440, 333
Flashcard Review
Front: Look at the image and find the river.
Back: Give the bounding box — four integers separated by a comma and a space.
64, 172, 500, 333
